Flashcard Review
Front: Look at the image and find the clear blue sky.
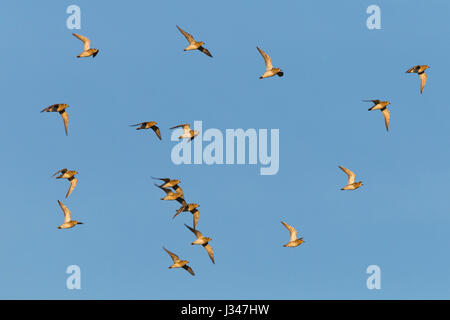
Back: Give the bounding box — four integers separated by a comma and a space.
1, 0, 450, 299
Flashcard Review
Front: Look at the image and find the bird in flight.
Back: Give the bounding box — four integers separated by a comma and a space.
406, 65, 429, 94
174, 203, 200, 229
152, 177, 184, 197
184, 224, 215, 264
57, 200, 83, 229
257, 46, 284, 79
364, 100, 391, 131
281, 221, 304, 247
163, 247, 195, 276
154, 184, 187, 206
130, 121, 161, 140
176, 25, 213, 57
72, 33, 99, 58
41, 104, 70, 136
170, 124, 199, 141
53, 169, 79, 198
338, 166, 363, 190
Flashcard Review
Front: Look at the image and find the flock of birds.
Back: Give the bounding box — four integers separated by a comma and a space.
39, 26, 430, 276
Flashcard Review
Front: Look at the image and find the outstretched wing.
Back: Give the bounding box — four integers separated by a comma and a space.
419, 72, 427, 94
170, 124, 190, 130
58, 200, 72, 223
182, 265, 195, 276
65, 177, 78, 198
203, 244, 215, 264
176, 25, 194, 43
381, 108, 390, 131
198, 46, 213, 57
184, 223, 202, 239
257, 46, 273, 71
52, 168, 67, 177
72, 33, 91, 51
281, 221, 297, 242
151, 125, 162, 140
59, 111, 69, 136
192, 209, 199, 229
163, 247, 180, 263
338, 165, 356, 184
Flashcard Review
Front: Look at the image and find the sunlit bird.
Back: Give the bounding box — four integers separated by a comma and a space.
176, 25, 213, 57
130, 121, 161, 140
57, 200, 83, 229
406, 65, 429, 94
364, 100, 391, 131
281, 221, 304, 247
152, 177, 184, 198
173, 203, 200, 230
170, 124, 199, 141
338, 165, 363, 190
185, 224, 215, 264
53, 168, 78, 198
41, 104, 69, 136
72, 33, 99, 58
154, 184, 187, 206
257, 46, 284, 79
163, 247, 195, 276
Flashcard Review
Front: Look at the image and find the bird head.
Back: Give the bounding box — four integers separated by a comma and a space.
92, 49, 99, 57
278, 71, 284, 77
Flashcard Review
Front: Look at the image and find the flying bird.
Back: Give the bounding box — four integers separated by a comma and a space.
152, 177, 184, 197
338, 166, 363, 190
256, 46, 284, 79
53, 169, 78, 198
173, 203, 200, 230
406, 65, 429, 93
176, 25, 212, 57
154, 184, 187, 206
185, 224, 215, 264
41, 104, 69, 136
72, 33, 99, 58
163, 247, 195, 276
281, 221, 304, 247
170, 124, 199, 141
130, 121, 161, 140
57, 200, 83, 229
364, 100, 391, 131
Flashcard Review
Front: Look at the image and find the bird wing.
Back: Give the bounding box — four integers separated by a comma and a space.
176, 25, 195, 43
129, 122, 144, 127
203, 243, 215, 264
406, 65, 419, 73
52, 168, 67, 177
163, 247, 180, 263
182, 265, 195, 276
339, 165, 356, 184
257, 46, 273, 71
192, 209, 199, 229
381, 108, 390, 131
363, 99, 380, 105
65, 177, 78, 198
72, 33, 91, 51
198, 46, 213, 57
151, 125, 162, 140
58, 200, 72, 223
60, 111, 69, 136
419, 72, 427, 94
170, 124, 190, 130
184, 223, 202, 238
281, 221, 297, 242
41, 104, 60, 113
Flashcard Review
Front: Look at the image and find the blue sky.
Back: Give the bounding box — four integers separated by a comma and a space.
1, 0, 450, 299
